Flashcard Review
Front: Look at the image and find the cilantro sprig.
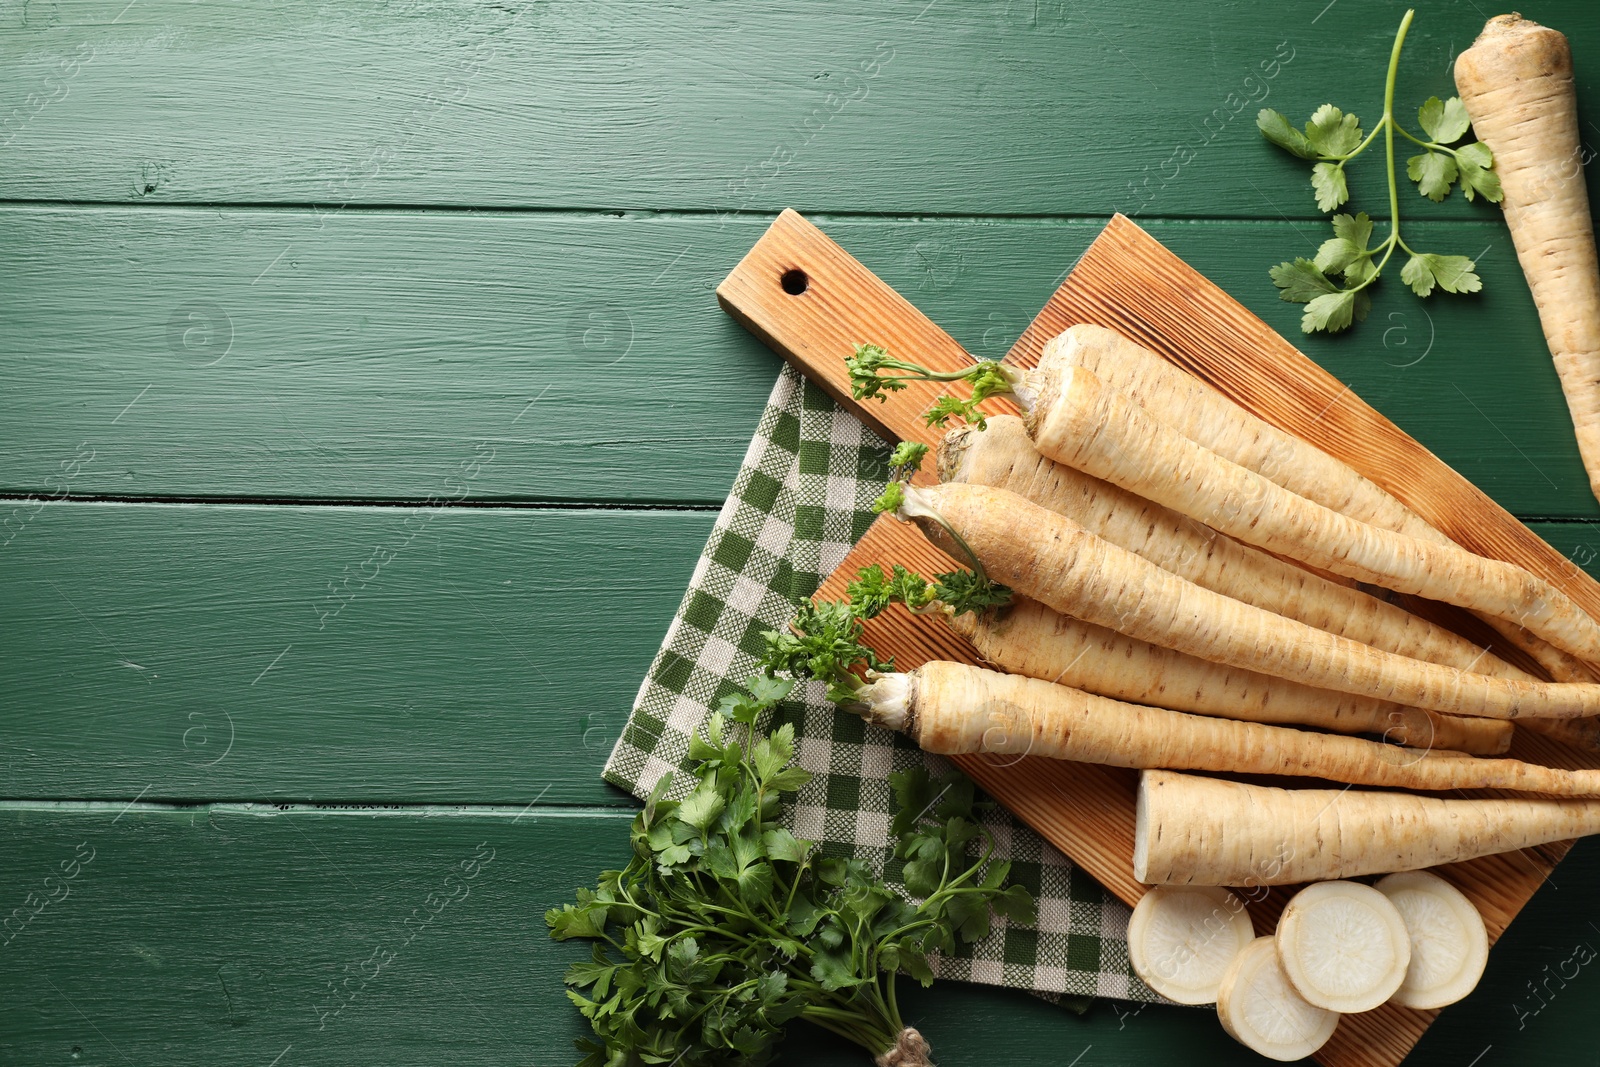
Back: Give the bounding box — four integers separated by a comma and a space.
846, 343, 1022, 430
549, 652, 1035, 1065
1257, 8, 1501, 334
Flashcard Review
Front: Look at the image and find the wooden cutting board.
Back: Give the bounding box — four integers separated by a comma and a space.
717, 208, 1600, 1067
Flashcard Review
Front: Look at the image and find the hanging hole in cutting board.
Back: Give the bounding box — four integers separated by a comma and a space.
780, 268, 809, 295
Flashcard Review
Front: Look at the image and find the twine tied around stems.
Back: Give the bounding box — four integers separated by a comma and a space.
875, 1027, 933, 1067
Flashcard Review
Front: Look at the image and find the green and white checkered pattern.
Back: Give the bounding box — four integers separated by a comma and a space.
604, 365, 1161, 1004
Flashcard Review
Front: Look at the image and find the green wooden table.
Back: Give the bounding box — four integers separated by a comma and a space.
5, 1, 1600, 1062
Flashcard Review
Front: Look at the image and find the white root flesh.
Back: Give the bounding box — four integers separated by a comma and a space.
1375, 871, 1490, 1010
1127, 886, 1256, 1005
1275, 881, 1411, 1014
1216, 936, 1339, 1061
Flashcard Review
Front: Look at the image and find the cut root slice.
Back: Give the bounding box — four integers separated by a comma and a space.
1376, 871, 1490, 1010
1127, 886, 1257, 1004
1217, 936, 1339, 1061
1276, 880, 1411, 1013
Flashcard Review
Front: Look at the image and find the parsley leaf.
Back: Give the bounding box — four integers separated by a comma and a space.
1406, 151, 1458, 201
1417, 95, 1471, 144
1455, 141, 1503, 202
1302, 290, 1364, 333
1305, 104, 1364, 157
1310, 161, 1349, 212
1270, 258, 1340, 303
1257, 108, 1317, 159
1399, 253, 1482, 298
549, 661, 1033, 1066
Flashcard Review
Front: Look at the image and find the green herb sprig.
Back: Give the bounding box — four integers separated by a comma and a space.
548, 660, 1034, 1065
848, 562, 1012, 620
846, 344, 1022, 430
1257, 8, 1502, 333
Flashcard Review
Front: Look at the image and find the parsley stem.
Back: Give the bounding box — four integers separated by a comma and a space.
1338, 122, 1385, 164
1394, 124, 1432, 149
1382, 9, 1416, 264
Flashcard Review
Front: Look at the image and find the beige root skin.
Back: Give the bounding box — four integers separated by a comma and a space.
898, 661, 1600, 795
1026, 364, 1600, 664
948, 597, 1512, 755
909, 481, 1600, 719
940, 415, 1525, 681
1044, 324, 1425, 525
1043, 323, 1594, 687
1134, 769, 1600, 886
1457, 17, 1600, 504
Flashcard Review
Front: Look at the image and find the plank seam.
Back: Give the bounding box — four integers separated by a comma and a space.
0, 199, 1512, 227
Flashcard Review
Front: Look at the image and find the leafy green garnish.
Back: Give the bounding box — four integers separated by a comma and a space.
762, 598, 892, 708
845, 343, 1020, 430
549, 673, 1033, 1065
1257, 9, 1498, 334
847, 562, 1010, 620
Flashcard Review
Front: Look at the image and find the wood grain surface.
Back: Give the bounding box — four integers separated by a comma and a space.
721, 208, 1600, 1067
8, 0, 1600, 1062
3, 1, 1599, 220
3, 207, 1593, 513
0, 503, 709, 804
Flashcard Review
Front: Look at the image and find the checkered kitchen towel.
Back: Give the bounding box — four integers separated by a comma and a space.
604, 365, 1160, 1004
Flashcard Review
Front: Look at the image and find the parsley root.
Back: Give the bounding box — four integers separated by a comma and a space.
848, 565, 1509, 754
855, 660, 1600, 794
1456, 15, 1600, 505
893, 480, 1600, 719
1040, 323, 1596, 689
1134, 768, 1600, 886
945, 596, 1510, 755
940, 412, 1521, 680
1028, 363, 1600, 664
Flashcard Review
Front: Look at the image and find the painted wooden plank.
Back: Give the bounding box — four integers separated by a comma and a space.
3, 208, 1593, 515
3, 1, 1599, 218
0, 502, 712, 805
2, 802, 1599, 1065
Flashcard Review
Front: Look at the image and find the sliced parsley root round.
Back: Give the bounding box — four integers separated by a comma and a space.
1457, 15, 1600, 506
1375, 871, 1489, 1010
1027, 364, 1600, 665
1276, 881, 1411, 1014
894, 480, 1600, 719
1217, 937, 1339, 1061
855, 660, 1600, 795
1127, 886, 1256, 1005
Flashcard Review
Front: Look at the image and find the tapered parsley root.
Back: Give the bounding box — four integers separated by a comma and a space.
1027, 363, 1600, 664
859, 326, 1583, 684
1044, 324, 1594, 686
1134, 769, 1600, 886
1457, 16, 1600, 505
940, 414, 1521, 680
894, 481, 1600, 719
856, 661, 1600, 794
948, 596, 1510, 755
